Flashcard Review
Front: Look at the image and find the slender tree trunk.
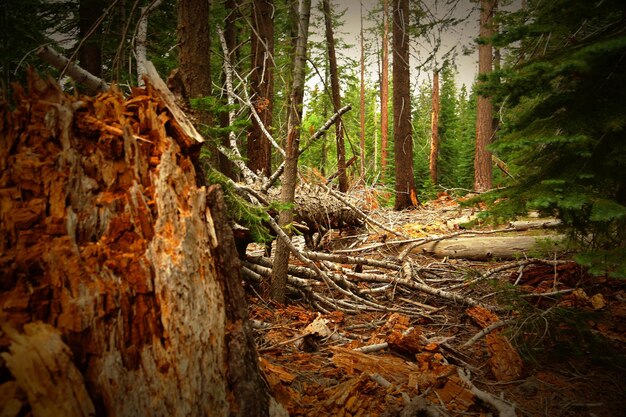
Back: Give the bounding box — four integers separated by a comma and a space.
429, 70, 440, 183
322, 0, 347, 192
271, 0, 312, 303
474, 0, 496, 192
219, 0, 239, 180
248, 0, 274, 177
380, 0, 390, 181
136, 0, 164, 86
78, 0, 104, 78
359, 2, 366, 182
392, 0, 417, 210
115, 0, 126, 81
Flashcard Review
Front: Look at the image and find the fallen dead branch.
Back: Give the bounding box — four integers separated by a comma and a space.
37, 46, 108, 94
462, 319, 514, 348
457, 369, 517, 417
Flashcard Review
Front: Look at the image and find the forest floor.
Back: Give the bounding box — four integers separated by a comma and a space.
244, 193, 626, 417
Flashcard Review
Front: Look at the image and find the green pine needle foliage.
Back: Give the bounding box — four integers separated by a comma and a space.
479, 0, 626, 278
204, 169, 273, 245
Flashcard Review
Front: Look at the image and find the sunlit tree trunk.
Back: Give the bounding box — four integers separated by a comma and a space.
429, 70, 440, 183
392, 0, 417, 209
323, 0, 347, 192
474, 0, 496, 192
271, 0, 311, 303
248, 0, 274, 177
380, 0, 390, 180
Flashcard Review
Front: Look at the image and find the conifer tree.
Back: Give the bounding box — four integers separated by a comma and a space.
487, 0, 626, 277
438, 62, 461, 189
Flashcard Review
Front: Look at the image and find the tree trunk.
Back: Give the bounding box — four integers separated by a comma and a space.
271, 0, 312, 303
0, 71, 271, 416
359, 3, 366, 182
474, 0, 496, 192
136, 0, 164, 86
248, 0, 274, 177
177, 0, 218, 168
429, 70, 440, 184
78, 0, 104, 78
323, 0, 348, 192
392, 0, 418, 210
380, 0, 390, 181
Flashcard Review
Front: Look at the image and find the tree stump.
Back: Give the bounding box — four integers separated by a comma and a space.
0, 71, 270, 416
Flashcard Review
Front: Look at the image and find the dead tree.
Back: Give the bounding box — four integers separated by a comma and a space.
0, 68, 273, 417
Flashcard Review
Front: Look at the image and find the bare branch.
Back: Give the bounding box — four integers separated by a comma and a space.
37, 46, 108, 94
216, 26, 259, 184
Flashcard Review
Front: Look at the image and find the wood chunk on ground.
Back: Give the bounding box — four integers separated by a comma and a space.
467, 306, 523, 382
486, 333, 524, 382
1, 322, 95, 417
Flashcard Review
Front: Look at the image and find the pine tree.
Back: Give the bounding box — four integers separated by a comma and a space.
437, 62, 460, 189
486, 0, 626, 277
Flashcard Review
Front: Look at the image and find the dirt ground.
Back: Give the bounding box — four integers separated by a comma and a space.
245, 195, 626, 417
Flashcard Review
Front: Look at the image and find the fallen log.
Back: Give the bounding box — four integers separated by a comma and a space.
412, 234, 565, 260
508, 218, 561, 231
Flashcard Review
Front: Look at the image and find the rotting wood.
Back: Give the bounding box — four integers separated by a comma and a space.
0, 69, 270, 417
466, 306, 523, 382
2, 322, 95, 417
142, 61, 205, 147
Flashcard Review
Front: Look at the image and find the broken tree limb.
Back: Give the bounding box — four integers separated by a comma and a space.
36, 45, 108, 94
355, 342, 389, 353
457, 369, 517, 417
2, 322, 96, 417
302, 250, 402, 271
142, 61, 205, 147
462, 319, 514, 348
508, 218, 561, 231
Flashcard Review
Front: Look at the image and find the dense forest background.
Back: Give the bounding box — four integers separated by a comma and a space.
1, 0, 624, 277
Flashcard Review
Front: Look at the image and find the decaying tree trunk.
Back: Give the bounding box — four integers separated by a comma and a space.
0, 70, 271, 416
